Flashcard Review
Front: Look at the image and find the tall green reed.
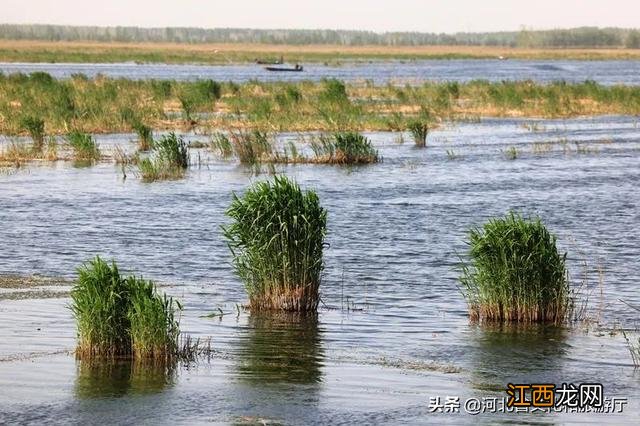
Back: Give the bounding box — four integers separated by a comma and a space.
223, 176, 327, 311
459, 213, 571, 324
70, 256, 182, 360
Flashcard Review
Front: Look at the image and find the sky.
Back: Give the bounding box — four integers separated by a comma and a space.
2, 0, 639, 33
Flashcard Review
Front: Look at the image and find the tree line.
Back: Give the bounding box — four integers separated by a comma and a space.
1, 24, 639, 48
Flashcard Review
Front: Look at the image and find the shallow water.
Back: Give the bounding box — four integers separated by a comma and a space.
1, 115, 639, 424
1, 59, 640, 85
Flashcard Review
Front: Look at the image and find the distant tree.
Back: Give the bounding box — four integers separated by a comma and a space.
626, 31, 640, 49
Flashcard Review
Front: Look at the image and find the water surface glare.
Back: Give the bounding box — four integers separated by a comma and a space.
1, 115, 639, 424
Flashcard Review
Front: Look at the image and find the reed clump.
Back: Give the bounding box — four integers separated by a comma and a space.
407, 119, 429, 147
460, 213, 571, 324
70, 256, 181, 360
228, 129, 274, 165
67, 131, 100, 162
19, 115, 45, 151
210, 132, 233, 158
138, 132, 189, 182
128, 277, 181, 360
132, 121, 153, 151
310, 132, 379, 164
223, 176, 327, 312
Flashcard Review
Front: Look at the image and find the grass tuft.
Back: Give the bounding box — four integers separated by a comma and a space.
128, 277, 181, 360
138, 132, 189, 182
228, 129, 273, 165
132, 121, 153, 151
19, 115, 45, 151
407, 119, 429, 147
459, 212, 571, 324
70, 256, 182, 360
67, 131, 100, 162
223, 176, 327, 311
310, 132, 379, 164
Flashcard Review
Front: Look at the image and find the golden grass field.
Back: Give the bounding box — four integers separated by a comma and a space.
2, 40, 640, 64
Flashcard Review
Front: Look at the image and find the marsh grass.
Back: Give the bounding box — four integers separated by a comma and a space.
223, 176, 327, 311
0, 137, 59, 166
71, 257, 134, 358
67, 131, 100, 162
228, 129, 274, 165
310, 132, 379, 164
138, 132, 189, 182
19, 115, 45, 150
210, 132, 233, 158
407, 120, 429, 147
71, 256, 183, 360
459, 213, 571, 324
2, 74, 640, 135
132, 121, 153, 151
128, 277, 181, 360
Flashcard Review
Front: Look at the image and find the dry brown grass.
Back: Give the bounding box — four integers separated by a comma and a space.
2, 39, 640, 63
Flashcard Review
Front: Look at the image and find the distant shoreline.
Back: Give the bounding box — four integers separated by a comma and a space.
1, 40, 640, 65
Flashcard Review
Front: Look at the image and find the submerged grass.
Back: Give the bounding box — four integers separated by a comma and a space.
70, 256, 182, 360
223, 176, 327, 312
459, 212, 571, 324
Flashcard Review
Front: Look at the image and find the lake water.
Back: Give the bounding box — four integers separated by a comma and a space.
0, 115, 639, 424
1, 59, 640, 85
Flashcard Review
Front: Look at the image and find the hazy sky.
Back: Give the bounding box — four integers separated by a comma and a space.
3, 0, 639, 33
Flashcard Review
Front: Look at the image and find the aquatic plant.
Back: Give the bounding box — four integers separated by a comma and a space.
459, 213, 571, 323
154, 132, 188, 168
128, 277, 181, 360
2, 76, 640, 138
138, 132, 189, 182
70, 256, 182, 360
19, 115, 45, 151
132, 121, 153, 151
224, 176, 327, 311
71, 257, 133, 358
407, 119, 429, 147
67, 131, 100, 162
193, 79, 222, 103
228, 129, 274, 165
210, 132, 233, 158
319, 78, 349, 104
503, 146, 518, 160
310, 132, 379, 164
178, 95, 195, 123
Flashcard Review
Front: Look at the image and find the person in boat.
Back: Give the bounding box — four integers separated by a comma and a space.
295, 64, 302, 71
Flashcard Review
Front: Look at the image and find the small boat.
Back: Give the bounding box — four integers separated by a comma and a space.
265, 64, 304, 72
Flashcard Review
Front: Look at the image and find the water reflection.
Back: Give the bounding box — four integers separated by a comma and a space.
237, 313, 324, 385
469, 324, 569, 392
75, 359, 176, 398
